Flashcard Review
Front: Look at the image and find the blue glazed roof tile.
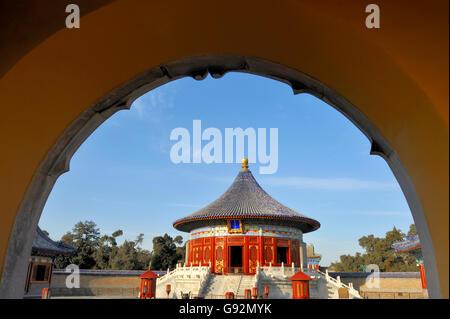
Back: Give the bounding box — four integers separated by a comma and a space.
173, 169, 320, 233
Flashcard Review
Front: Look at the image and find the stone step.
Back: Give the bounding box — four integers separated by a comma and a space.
202, 275, 255, 298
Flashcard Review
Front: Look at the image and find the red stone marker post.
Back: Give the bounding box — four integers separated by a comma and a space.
225, 292, 235, 299
419, 263, 427, 290
166, 284, 171, 298
290, 270, 312, 299
41, 288, 50, 299
252, 287, 259, 299
264, 286, 269, 299
138, 269, 159, 299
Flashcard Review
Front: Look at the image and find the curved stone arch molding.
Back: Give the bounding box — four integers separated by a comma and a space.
0, 55, 440, 298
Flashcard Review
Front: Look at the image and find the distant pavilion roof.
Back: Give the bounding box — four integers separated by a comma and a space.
392, 235, 421, 253
173, 159, 320, 233
32, 227, 76, 257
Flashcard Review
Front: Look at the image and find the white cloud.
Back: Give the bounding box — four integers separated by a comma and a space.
261, 176, 397, 191
132, 88, 175, 120
352, 210, 410, 217
132, 99, 146, 118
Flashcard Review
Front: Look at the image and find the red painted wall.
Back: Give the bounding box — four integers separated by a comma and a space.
187, 236, 301, 274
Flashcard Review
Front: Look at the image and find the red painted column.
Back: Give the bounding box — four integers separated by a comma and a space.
201, 239, 205, 266
211, 238, 214, 268
244, 237, 249, 274
224, 238, 228, 275
259, 236, 263, 267
200, 240, 204, 266
273, 239, 277, 266
211, 237, 215, 273
259, 229, 264, 266
287, 239, 292, 265
188, 241, 192, 265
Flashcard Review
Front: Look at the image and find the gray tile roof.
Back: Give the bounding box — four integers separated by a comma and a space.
173, 169, 320, 233
32, 227, 76, 256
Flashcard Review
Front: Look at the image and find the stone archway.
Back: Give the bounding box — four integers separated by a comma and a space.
0, 55, 441, 298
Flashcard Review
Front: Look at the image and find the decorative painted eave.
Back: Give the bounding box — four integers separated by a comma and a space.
173, 160, 320, 233
392, 235, 421, 253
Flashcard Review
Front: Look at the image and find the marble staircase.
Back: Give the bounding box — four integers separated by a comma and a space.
236, 275, 256, 297
199, 274, 257, 298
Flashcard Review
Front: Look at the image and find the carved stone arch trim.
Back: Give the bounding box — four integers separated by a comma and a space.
0, 55, 440, 298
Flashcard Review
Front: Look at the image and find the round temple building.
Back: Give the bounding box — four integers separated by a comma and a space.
173, 159, 320, 275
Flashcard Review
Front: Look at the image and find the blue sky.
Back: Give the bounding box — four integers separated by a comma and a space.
39, 73, 415, 266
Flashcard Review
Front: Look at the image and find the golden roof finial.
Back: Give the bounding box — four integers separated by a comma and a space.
241, 158, 249, 171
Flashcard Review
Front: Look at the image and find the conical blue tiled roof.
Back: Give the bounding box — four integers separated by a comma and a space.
173, 167, 320, 233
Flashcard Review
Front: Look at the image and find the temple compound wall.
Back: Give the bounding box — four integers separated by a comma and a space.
327, 272, 427, 299
49, 269, 427, 299
50, 270, 149, 297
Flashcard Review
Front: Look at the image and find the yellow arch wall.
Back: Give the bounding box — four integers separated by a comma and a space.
0, 0, 448, 297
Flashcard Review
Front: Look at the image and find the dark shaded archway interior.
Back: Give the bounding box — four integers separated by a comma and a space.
229, 246, 243, 268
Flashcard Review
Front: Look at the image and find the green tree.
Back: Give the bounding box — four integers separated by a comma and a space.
109, 233, 152, 270
93, 230, 123, 269
137, 249, 153, 269
176, 242, 187, 265
150, 234, 184, 270
54, 221, 100, 269
60, 231, 75, 245
329, 224, 420, 272
135, 233, 152, 269
52, 222, 177, 271
407, 224, 418, 237
53, 231, 75, 268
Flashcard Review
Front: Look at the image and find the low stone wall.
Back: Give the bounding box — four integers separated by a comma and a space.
50, 269, 427, 299
156, 266, 211, 299
327, 272, 427, 299
257, 278, 292, 299
51, 269, 166, 298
